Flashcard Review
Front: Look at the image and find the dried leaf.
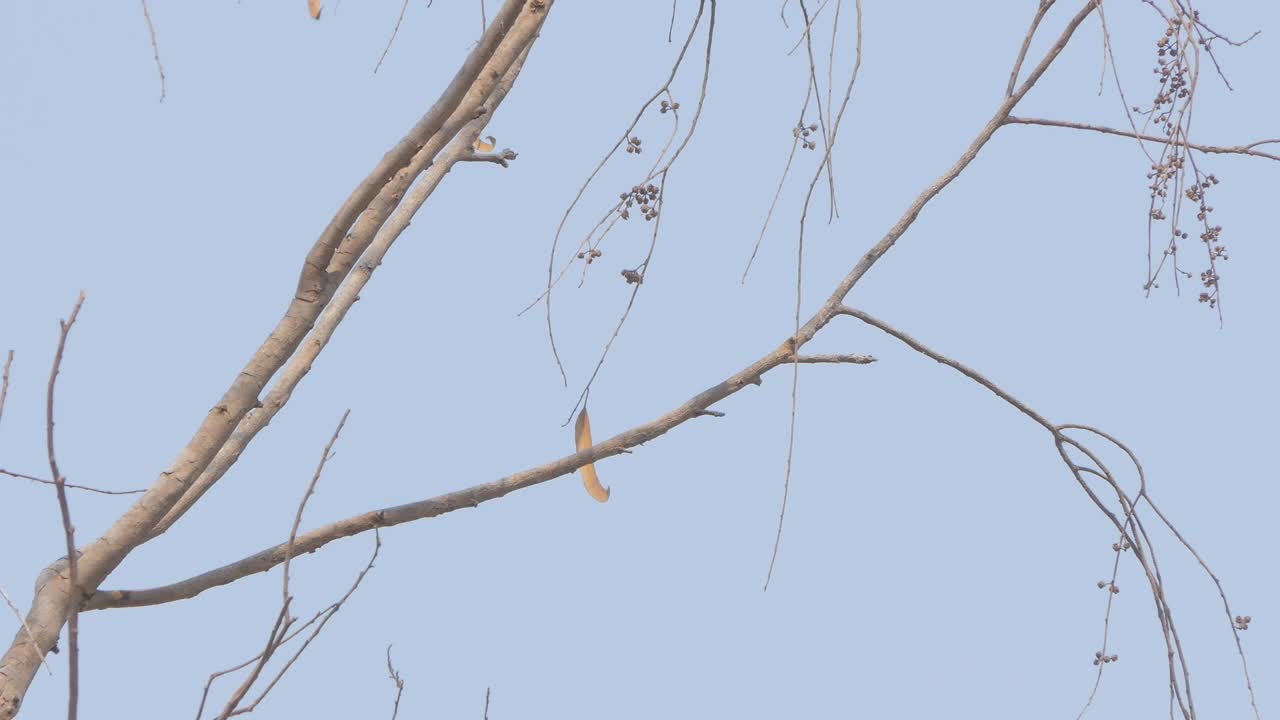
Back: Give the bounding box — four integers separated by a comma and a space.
308, 0, 322, 19
473, 135, 496, 153
575, 408, 609, 503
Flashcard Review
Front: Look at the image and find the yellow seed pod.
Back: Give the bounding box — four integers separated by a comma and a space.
575, 408, 610, 503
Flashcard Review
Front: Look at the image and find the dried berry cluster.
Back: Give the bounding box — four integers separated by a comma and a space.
620, 268, 643, 285
793, 121, 819, 150
659, 99, 681, 114
618, 183, 660, 222
1234, 615, 1253, 631
576, 247, 603, 264
1150, 20, 1192, 135
1096, 580, 1121, 595
1093, 650, 1120, 667
1139, 13, 1229, 311
624, 135, 644, 154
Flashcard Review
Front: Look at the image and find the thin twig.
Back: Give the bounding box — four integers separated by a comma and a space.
564, 171, 669, 425
203, 411, 359, 720
47, 292, 86, 720
375, 0, 414, 73
0, 588, 51, 677
284, 410, 351, 607
140, 0, 166, 102
786, 0, 833, 56
541, 0, 713, 386
385, 645, 405, 720
0, 350, 12, 430
1006, 1, 1055, 97
0, 469, 145, 496
1004, 115, 1280, 162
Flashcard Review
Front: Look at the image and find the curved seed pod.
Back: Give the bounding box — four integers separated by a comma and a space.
574, 408, 610, 503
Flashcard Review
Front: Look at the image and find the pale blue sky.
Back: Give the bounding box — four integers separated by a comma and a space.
1, 2, 1277, 718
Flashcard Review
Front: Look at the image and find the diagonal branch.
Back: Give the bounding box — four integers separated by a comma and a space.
85, 0, 1103, 615
0, 4, 552, 717
146, 7, 544, 542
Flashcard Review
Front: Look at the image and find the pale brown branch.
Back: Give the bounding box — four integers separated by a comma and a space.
459, 148, 519, 167
1004, 115, 1280, 162
839, 307, 1055, 430
86, 1, 1100, 614
1006, 1, 1055, 97
789, 353, 875, 365
0, 4, 548, 715
149, 6, 543, 541
839, 305, 1251, 719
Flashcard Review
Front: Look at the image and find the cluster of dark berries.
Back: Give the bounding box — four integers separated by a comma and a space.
1234, 615, 1253, 631
1111, 541, 1131, 552
618, 183, 660, 221
621, 268, 643, 285
1093, 651, 1120, 667
1150, 20, 1192, 136
577, 248, 603, 264
659, 99, 681, 114
1096, 580, 1120, 594
794, 121, 819, 150
625, 136, 643, 154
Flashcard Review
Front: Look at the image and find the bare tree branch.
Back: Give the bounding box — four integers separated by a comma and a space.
1004, 115, 1280, 162
148, 7, 543, 541
139, 0, 166, 102
789, 353, 875, 365
85, 0, 1103, 615
0, 4, 552, 715
1006, 1, 1055, 97
46, 292, 86, 720
199, 412, 368, 720
0, 469, 145, 496
0, 589, 49, 679
385, 646, 405, 720
375, 0, 416, 74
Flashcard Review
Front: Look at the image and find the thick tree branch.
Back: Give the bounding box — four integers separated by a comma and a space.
147, 7, 544, 541
85, 0, 1102, 615
0, 4, 551, 717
